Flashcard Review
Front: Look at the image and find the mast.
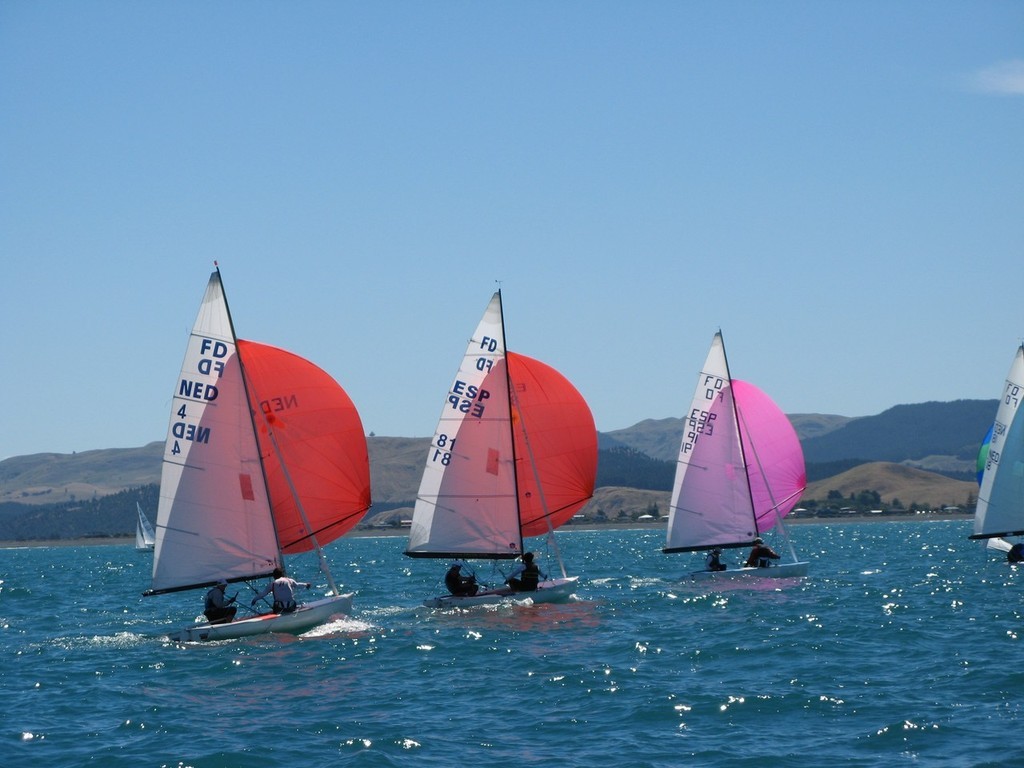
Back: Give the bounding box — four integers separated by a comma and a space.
497, 289, 527, 559
221, 264, 342, 593
720, 331, 760, 541
216, 263, 286, 572
736, 403, 800, 564
500, 290, 572, 578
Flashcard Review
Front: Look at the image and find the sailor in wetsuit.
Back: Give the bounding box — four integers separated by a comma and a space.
745, 537, 780, 568
204, 579, 237, 624
251, 567, 311, 613
444, 563, 479, 596
505, 552, 541, 592
1008, 542, 1024, 564
705, 548, 727, 571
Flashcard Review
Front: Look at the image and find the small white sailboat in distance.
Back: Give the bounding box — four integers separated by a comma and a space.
971, 344, 1024, 562
405, 290, 598, 608
135, 503, 155, 551
144, 267, 371, 641
664, 331, 808, 581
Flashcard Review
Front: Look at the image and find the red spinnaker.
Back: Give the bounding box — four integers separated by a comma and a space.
507, 352, 598, 538
238, 340, 371, 554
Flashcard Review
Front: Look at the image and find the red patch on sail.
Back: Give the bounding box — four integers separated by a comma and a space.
486, 448, 500, 476
506, 352, 598, 538
239, 473, 255, 501
236, 339, 372, 554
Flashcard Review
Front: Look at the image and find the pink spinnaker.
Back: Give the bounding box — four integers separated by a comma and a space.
733, 379, 806, 532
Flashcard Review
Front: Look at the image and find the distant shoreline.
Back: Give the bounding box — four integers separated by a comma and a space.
0, 513, 973, 549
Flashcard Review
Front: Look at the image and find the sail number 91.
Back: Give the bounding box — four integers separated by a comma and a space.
681, 409, 716, 454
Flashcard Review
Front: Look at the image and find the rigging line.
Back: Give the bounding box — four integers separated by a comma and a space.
735, 399, 801, 565
252, 402, 340, 596
508, 362, 569, 580
719, 334, 760, 542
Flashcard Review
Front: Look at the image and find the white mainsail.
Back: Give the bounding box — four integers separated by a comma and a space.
406, 292, 522, 559
149, 272, 280, 594
135, 503, 155, 550
973, 345, 1024, 540
664, 331, 757, 552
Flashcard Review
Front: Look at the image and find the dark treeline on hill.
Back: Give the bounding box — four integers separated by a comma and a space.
595, 447, 674, 491
801, 399, 996, 464
595, 449, 884, 491
0, 485, 158, 541
602, 401, 997, 471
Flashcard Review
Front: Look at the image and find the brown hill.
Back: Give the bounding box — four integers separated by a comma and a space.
0, 438, 977, 525
0, 437, 431, 508
0, 443, 163, 505
804, 461, 977, 509
367, 436, 429, 504
576, 486, 671, 520
360, 486, 674, 529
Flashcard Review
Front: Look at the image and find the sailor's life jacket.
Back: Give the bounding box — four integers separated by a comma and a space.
519, 563, 540, 590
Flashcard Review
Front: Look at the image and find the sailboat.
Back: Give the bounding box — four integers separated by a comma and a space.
144, 267, 372, 641
663, 331, 808, 580
970, 344, 1024, 559
972, 424, 1013, 556
135, 503, 155, 551
405, 290, 598, 608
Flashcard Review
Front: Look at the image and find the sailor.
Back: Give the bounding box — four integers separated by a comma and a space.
251, 568, 311, 614
705, 548, 727, 571
1008, 542, 1024, 564
444, 562, 479, 596
505, 552, 542, 592
745, 537, 780, 568
204, 579, 237, 624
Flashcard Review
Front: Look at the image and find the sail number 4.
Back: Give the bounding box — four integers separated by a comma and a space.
168, 404, 212, 455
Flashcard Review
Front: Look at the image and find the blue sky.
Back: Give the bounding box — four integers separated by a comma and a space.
1, 2, 1022, 459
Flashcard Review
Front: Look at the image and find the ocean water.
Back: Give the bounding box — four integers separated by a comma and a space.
2, 520, 1022, 768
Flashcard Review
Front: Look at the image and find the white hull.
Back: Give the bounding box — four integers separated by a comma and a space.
987, 537, 1013, 554
166, 593, 353, 642
689, 562, 809, 581
423, 576, 578, 609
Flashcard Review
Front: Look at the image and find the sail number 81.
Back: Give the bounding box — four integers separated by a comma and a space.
432, 433, 457, 465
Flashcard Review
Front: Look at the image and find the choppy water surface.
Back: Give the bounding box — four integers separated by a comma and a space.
2, 521, 1022, 767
